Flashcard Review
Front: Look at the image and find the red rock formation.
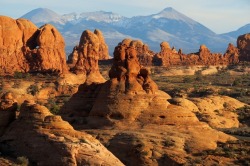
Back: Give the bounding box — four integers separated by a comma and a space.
119, 39, 154, 66
0, 16, 36, 74
153, 42, 240, 66
0, 93, 17, 136
0, 16, 68, 75
0, 100, 124, 166
109, 41, 158, 94
68, 30, 105, 83
94, 29, 109, 60
154, 41, 183, 66
237, 33, 250, 61
67, 45, 79, 68
223, 43, 239, 64
68, 29, 109, 73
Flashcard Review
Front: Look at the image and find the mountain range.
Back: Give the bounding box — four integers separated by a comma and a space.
20, 8, 250, 55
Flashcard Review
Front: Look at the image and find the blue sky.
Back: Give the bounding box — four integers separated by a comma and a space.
0, 0, 249, 33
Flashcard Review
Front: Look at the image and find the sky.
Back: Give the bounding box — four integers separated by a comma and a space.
0, 0, 249, 34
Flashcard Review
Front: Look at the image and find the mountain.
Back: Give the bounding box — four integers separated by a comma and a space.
20, 7, 243, 55
21, 8, 62, 25
221, 24, 250, 38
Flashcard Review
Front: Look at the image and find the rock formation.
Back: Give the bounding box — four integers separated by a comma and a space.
223, 43, 240, 64
109, 41, 158, 94
237, 33, 250, 61
0, 16, 68, 75
0, 100, 123, 166
59, 36, 250, 165
118, 39, 155, 66
67, 30, 106, 83
60, 40, 245, 165
67, 29, 109, 72
153, 41, 183, 66
94, 29, 109, 60
153, 42, 240, 67
0, 93, 17, 136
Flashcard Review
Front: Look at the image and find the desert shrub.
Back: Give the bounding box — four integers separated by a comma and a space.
14, 71, 24, 79
189, 88, 215, 97
183, 76, 194, 83
16, 156, 29, 166
46, 98, 60, 115
194, 70, 203, 81
27, 84, 39, 96
163, 138, 175, 147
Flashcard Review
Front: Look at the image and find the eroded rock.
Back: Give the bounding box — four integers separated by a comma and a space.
0, 100, 123, 166
0, 16, 68, 75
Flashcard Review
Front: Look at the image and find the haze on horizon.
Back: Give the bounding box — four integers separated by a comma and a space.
0, 0, 249, 34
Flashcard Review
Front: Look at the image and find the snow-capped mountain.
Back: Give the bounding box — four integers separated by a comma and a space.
20, 7, 245, 55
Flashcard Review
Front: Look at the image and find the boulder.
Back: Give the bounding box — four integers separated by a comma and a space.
0, 100, 124, 166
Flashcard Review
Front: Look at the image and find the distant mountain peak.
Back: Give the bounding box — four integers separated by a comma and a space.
152, 7, 196, 24
161, 7, 174, 11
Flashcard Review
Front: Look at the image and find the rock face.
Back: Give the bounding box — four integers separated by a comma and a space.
109, 41, 158, 94
0, 16, 68, 75
0, 93, 17, 136
153, 42, 240, 66
118, 39, 155, 66
67, 30, 106, 83
223, 43, 240, 64
237, 33, 250, 61
27, 24, 69, 73
0, 100, 123, 166
153, 41, 184, 66
67, 29, 109, 72
94, 29, 109, 60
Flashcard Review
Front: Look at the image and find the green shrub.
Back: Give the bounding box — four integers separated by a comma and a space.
16, 156, 29, 166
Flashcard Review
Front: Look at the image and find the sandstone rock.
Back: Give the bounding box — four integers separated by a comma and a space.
118, 39, 155, 66
237, 33, 250, 61
0, 100, 123, 166
223, 43, 239, 64
0, 16, 36, 74
109, 42, 158, 94
94, 29, 109, 60
0, 92, 17, 136
190, 95, 246, 128
153, 41, 184, 66
67, 45, 79, 68
67, 30, 106, 83
0, 16, 68, 75
153, 42, 240, 67
32, 24, 68, 73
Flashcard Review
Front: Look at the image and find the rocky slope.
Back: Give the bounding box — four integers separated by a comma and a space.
60, 39, 247, 165
0, 16, 68, 75
0, 100, 123, 165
